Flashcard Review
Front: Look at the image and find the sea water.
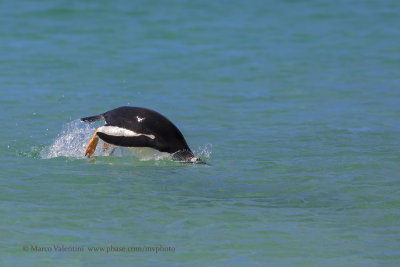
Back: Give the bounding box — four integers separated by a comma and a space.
1, 0, 400, 266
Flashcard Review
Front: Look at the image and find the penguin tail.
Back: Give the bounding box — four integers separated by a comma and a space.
80, 114, 104, 123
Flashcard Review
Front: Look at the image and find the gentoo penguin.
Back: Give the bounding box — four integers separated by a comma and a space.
81, 106, 205, 164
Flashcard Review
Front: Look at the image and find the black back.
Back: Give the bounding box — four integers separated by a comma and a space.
100, 106, 192, 155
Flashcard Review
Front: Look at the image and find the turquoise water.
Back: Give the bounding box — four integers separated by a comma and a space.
1, 0, 400, 266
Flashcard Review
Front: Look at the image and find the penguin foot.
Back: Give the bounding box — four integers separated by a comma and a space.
85, 130, 99, 158
102, 142, 115, 156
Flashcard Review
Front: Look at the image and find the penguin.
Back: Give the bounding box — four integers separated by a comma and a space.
81, 106, 206, 164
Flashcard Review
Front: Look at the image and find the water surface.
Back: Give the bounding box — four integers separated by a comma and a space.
1, 0, 400, 266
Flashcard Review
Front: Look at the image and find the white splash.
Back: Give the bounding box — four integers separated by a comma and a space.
193, 143, 213, 160
40, 120, 112, 159
128, 147, 171, 161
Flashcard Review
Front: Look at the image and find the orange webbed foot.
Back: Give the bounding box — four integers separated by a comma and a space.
85, 130, 99, 158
